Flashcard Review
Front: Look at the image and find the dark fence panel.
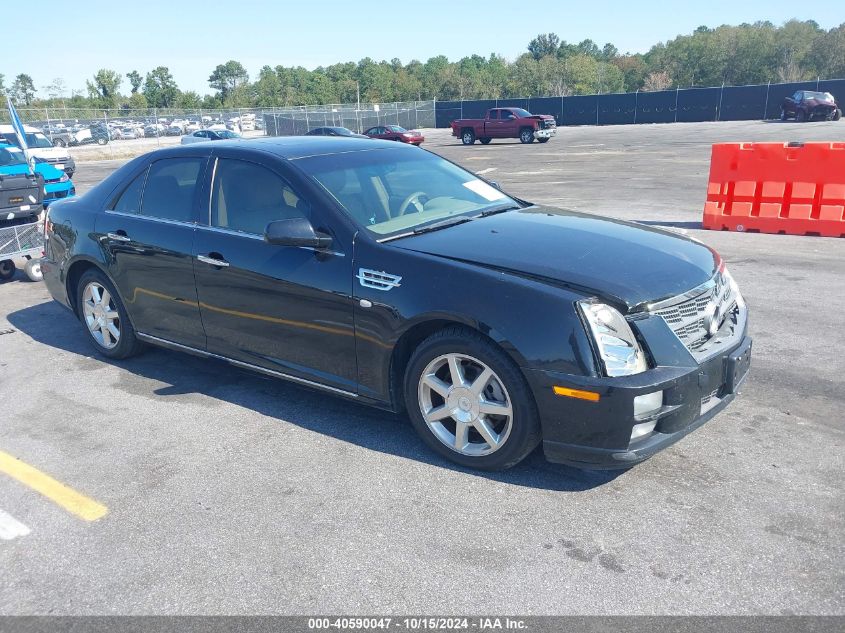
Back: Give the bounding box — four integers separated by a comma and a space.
496, 98, 530, 110
598, 93, 636, 125
719, 84, 768, 120
434, 78, 843, 127
435, 101, 461, 128
528, 97, 563, 123
676, 87, 720, 122
764, 81, 819, 119
563, 95, 598, 126
460, 99, 496, 119
636, 90, 676, 123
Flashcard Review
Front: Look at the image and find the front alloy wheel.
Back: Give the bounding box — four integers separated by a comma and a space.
405, 326, 541, 470
520, 128, 535, 144
418, 353, 513, 457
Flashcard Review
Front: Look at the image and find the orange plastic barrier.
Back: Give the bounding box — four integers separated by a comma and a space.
703, 142, 845, 237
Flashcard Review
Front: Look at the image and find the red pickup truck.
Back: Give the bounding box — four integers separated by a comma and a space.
451, 107, 557, 145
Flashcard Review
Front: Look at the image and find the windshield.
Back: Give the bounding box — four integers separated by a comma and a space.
27, 133, 55, 149
297, 147, 519, 239
331, 128, 353, 135
805, 91, 834, 102
387, 125, 407, 132
0, 146, 27, 167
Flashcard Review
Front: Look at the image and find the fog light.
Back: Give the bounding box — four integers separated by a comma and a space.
633, 390, 663, 419
630, 420, 657, 441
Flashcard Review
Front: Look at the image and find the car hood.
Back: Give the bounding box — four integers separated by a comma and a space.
2, 163, 63, 180
391, 206, 719, 310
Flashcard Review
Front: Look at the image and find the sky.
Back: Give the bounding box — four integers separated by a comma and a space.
2, 0, 841, 96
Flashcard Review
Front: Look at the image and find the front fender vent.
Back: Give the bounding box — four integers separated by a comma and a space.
357, 268, 402, 291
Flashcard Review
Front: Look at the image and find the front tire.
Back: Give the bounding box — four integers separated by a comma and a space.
76, 269, 143, 359
96, 137, 107, 145
796, 109, 806, 122
404, 326, 541, 471
833, 109, 842, 121
53, 138, 67, 147
461, 129, 476, 145
519, 128, 535, 144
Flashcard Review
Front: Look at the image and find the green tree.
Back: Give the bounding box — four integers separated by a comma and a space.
86, 69, 122, 108
0, 73, 6, 97
127, 92, 147, 110
528, 33, 561, 60
208, 60, 249, 103
143, 66, 179, 108
175, 90, 202, 109
10, 74, 36, 105
127, 70, 143, 94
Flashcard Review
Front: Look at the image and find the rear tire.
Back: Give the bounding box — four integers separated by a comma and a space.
96, 137, 107, 145
24, 259, 42, 282
404, 326, 541, 471
76, 269, 144, 359
53, 138, 67, 147
461, 129, 476, 145
519, 128, 535, 144
480, 137, 492, 145
780, 108, 787, 121
0, 260, 15, 281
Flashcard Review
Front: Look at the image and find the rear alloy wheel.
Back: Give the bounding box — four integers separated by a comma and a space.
405, 327, 541, 470
519, 128, 535, 144
77, 270, 143, 359
462, 129, 476, 145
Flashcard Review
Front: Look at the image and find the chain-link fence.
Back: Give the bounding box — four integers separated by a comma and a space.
263, 100, 435, 136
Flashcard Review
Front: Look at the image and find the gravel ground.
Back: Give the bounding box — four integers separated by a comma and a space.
0, 120, 842, 615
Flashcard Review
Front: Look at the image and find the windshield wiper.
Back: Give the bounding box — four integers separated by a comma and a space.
479, 203, 521, 217
412, 216, 474, 235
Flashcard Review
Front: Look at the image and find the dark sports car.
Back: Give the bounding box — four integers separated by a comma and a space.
305, 126, 367, 138
40, 137, 751, 471
781, 90, 841, 122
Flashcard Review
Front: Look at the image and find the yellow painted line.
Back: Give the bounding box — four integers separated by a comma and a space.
0, 450, 108, 521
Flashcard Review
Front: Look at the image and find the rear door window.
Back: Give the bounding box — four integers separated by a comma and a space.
139, 157, 205, 222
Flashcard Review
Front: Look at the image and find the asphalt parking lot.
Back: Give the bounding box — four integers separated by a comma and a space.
0, 120, 843, 615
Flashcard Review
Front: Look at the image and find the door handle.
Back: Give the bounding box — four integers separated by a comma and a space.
107, 232, 131, 242
197, 254, 230, 267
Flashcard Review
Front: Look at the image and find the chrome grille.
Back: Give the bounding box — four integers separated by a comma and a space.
650, 272, 739, 352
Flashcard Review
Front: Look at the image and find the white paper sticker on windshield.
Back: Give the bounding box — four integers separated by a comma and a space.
463, 179, 506, 201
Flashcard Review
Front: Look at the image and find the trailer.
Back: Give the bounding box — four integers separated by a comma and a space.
0, 218, 44, 282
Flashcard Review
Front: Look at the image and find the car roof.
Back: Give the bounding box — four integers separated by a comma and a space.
146, 136, 410, 160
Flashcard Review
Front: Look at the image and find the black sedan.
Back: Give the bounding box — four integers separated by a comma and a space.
40, 137, 751, 470
305, 126, 367, 138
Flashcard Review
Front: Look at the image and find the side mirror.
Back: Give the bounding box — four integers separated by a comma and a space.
489, 181, 501, 190
264, 217, 332, 250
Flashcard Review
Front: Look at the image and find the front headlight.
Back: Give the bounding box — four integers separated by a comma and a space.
578, 300, 648, 377
722, 266, 745, 308
59, 173, 69, 183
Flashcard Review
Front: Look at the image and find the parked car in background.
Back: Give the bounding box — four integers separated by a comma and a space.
180, 129, 242, 144
166, 125, 183, 136
781, 91, 841, 121
119, 128, 138, 140
451, 108, 557, 145
71, 123, 111, 146
0, 145, 44, 221
363, 125, 424, 145
306, 126, 368, 138
0, 143, 75, 207
0, 124, 76, 177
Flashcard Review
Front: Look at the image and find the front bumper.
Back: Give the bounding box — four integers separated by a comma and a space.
527, 328, 752, 470
43, 183, 76, 206
534, 128, 556, 139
